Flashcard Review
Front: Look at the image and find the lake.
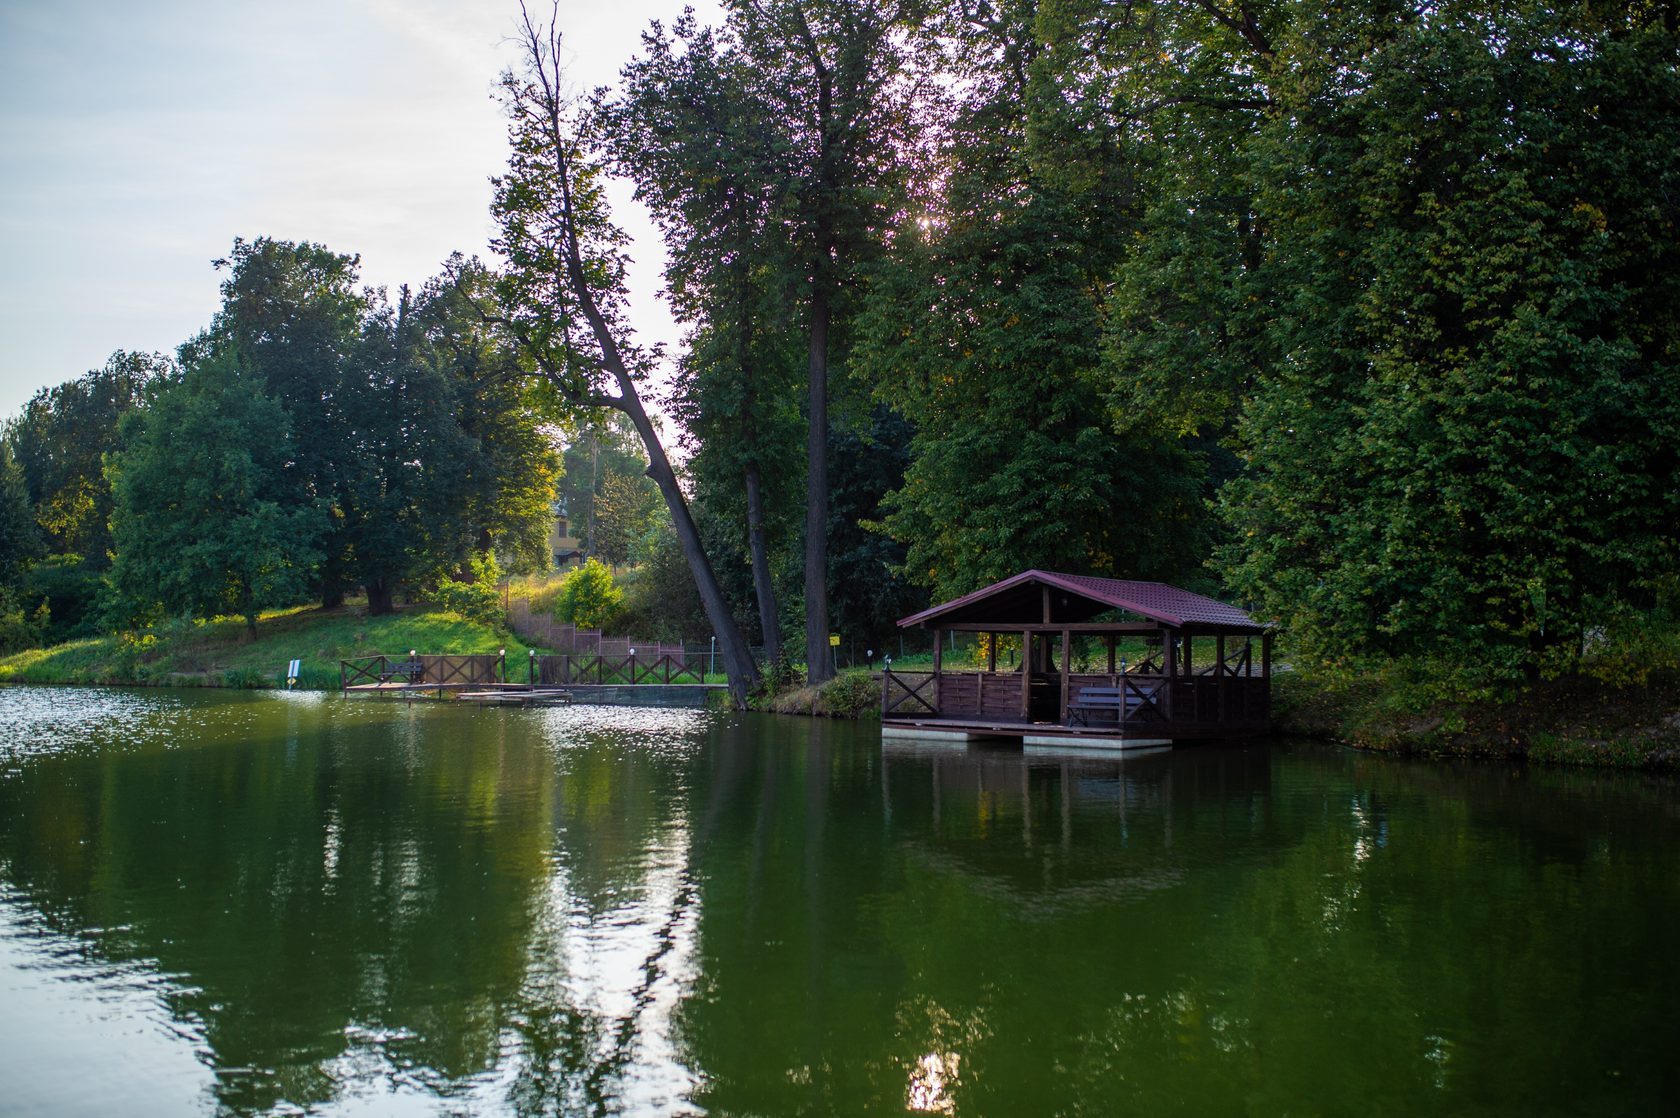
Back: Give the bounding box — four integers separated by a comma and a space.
1, 686, 1676, 1115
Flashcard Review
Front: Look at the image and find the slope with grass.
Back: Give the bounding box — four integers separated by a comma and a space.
0, 603, 540, 690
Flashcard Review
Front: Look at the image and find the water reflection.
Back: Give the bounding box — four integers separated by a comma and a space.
0, 687, 1677, 1115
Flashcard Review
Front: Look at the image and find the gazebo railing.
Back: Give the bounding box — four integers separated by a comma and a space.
882, 670, 938, 716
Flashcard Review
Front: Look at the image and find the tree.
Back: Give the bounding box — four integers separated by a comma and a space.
612, 13, 805, 661
594, 470, 658, 568
106, 350, 323, 635
333, 285, 481, 615
0, 438, 40, 591
721, 0, 933, 682
207, 237, 368, 608
853, 0, 1209, 600
484, 2, 759, 703
1219, 1, 1680, 686
412, 258, 562, 577
8, 350, 168, 563
554, 557, 623, 630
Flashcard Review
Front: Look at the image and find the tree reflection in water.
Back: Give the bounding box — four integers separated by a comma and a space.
1, 686, 1678, 1116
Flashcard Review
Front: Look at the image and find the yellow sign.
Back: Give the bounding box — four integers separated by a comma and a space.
829, 634, 841, 647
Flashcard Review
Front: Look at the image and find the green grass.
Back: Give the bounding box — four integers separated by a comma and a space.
0, 602, 541, 690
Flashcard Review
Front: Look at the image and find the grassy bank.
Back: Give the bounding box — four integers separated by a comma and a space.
0, 603, 538, 691
1275, 668, 1680, 771
754, 668, 882, 718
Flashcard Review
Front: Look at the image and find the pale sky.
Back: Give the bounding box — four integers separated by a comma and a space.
0, 0, 718, 418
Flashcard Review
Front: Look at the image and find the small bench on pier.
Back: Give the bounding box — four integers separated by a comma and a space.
1067, 682, 1163, 728
380, 659, 424, 684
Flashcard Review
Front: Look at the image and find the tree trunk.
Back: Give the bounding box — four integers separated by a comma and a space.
744, 461, 781, 659
804, 284, 833, 684
618, 392, 759, 705
366, 578, 395, 617
505, 4, 760, 705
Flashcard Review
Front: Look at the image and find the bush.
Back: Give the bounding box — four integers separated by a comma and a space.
23, 553, 106, 642
554, 558, 623, 630
820, 669, 882, 718
427, 553, 504, 626
0, 589, 48, 654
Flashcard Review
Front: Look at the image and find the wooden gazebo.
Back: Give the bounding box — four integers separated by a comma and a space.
881, 570, 1272, 747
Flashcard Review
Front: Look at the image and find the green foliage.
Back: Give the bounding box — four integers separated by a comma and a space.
553, 558, 624, 631
6, 350, 168, 564
106, 349, 324, 634
0, 589, 49, 655
426, 553, 505, 627
1219, 4, 1680, 690
817, 668, 881, 719
0, 439, 41, 590
615, 522, 712, 642
21, 553, 105, 643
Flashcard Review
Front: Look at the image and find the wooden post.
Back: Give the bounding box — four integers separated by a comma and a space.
1106, 634, 1116, 677
1020, 628, 1032, 720
932, 629, 943, 676
987, 633, 996, 674
1058, 629, 1071, 725
1216, 634, 1226, 723
1163, 629, 1176, 722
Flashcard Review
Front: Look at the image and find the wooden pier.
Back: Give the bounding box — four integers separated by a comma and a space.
340, 654, 723, 709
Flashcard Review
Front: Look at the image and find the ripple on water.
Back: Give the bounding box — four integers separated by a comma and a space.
0, 686, 195, 761
533, 703, 713, 756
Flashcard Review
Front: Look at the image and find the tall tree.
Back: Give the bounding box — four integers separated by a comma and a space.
106, 349, 323, 635
412, 261, 562, 578
612, 14, 804, 660
207, 237, 368, 608
854, 0, 1208, 599
0, 437, 40, 591
486, 2, 759, 703
724, 0, 933, 682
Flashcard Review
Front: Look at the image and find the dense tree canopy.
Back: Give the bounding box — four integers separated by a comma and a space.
107, 350, 324, 634
5, 0, 1677, 695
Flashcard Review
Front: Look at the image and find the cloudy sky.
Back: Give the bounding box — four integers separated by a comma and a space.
0, 0, 717, 417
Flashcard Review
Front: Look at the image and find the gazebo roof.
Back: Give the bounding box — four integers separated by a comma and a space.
898, 570, 1264, 634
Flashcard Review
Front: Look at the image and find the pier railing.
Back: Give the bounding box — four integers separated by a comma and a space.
531, 653, 706, 686
340, 653, 506, 690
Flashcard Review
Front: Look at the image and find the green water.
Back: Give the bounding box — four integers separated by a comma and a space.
0, 687, 1676, 1116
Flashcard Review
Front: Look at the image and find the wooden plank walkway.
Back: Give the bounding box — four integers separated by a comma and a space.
456, 688, 575, 707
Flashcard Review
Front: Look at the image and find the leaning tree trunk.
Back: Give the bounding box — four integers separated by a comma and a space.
506, 3, 760, 705
618, 391, 759, 705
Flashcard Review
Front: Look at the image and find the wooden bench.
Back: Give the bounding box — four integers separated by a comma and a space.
1068, 683, 1161, 727
379, 659, 425, 684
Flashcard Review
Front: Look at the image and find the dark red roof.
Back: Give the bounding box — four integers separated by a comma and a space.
898, 570, 1263, 633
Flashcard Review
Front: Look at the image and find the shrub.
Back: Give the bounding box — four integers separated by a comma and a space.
820, 669, 882, 718
0, 589, 48, 654
427, 553, 504, 626
554, 558, 623, 630
23, 553, 106, 642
